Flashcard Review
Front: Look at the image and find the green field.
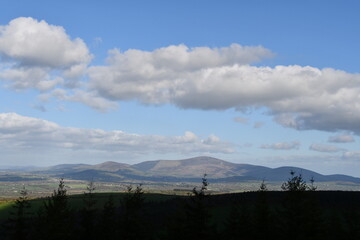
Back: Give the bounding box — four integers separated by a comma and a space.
2, 177, 360, 201
0, 191, 182, 222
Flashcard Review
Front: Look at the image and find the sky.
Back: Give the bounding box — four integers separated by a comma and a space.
0, 0, 360, 177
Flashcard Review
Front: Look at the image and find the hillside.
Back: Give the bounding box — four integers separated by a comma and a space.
30, 156, 360, 184
132, 156, 267, 178
2, 191, 360, 239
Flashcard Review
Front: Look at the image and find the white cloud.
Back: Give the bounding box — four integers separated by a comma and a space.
343, 151, 360, 159
87, 44, 273, 104
260, 141, 300, 150
88, 45, 360, 134
0, 17, 92, 90
328, 133, 355, 143
309, 144, 345, 153
1, 18, 360, 136
0, 113, 234, 154
0, 67, 64, 91
62, 63, 88, 80
39, 89, 118, 112
0, 17, 91, 68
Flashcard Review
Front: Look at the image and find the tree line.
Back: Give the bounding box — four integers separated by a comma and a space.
2, 171, 360, 240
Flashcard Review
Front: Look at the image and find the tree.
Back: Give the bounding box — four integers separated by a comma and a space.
183, 174, 217, 240
6, 186, 31, 240
281, 170, 317, 192
258, 179, 268, 192
308, 177, 317, 191
36, 178, 74, 240
254, 180, 272, 240
118, 184, 147, 240
224, 200, 253, 240
99, 194, 117, 240
84, 180, 96, 207
79, 181, 97, 240
281, 170, 307, 192
193, 174, 209, 196
280, 171, 322, 240
164, 174, 216, 240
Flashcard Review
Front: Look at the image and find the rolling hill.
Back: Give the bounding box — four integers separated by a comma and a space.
31, 156, 360, 184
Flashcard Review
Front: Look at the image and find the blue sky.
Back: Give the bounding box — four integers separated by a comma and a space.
1, 0, 360, 177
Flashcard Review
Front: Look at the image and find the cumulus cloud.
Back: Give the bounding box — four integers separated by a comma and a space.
40, 89, 118, 112
87, 45, 360, 135
260, 141, 300, 150
309, 143, 345, 153
328, 133, 355, 143
1, 17, 360, 136
88, 44, 273, 104
0, 17, 91, 68
0, 17, 92, 90
0, 67, 64, 91
0, 113, 234, 154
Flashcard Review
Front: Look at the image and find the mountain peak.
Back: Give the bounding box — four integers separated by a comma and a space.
93, 161, 130, 171
133, 156, 245, 178
35, 156, 360, 186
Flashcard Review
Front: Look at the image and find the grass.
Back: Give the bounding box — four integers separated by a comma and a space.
0, 200, 13, 211
0, 191, 183, 221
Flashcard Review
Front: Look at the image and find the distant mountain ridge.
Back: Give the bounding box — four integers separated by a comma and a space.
34, 156, 360, 184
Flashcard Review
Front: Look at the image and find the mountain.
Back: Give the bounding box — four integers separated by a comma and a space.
32, 156, 360, 184
33, 164, 91, 174
132, 156, 254, 178
92, 161, 131, 172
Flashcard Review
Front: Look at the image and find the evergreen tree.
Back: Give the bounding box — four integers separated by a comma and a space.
118, 184, 147, 240
224, 201, 253, 240
183, 174, 217, 240
258, 179, 268, 192
280, 171, 306, 239
99, 194, 117, 240
280, 171, 322, 240
79, 181, 97, 240
302, 176, 324, 240
308, 177, 317, 191
6, 186, 31, 240
84, 180, 96, 208
254, 180, 272, 240
281, 170, 307, 192
36, 178, 74, 240
162, 200, 187, 240
325, 211, 347, 240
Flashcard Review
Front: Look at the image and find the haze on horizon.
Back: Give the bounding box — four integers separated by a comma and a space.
0, 1, 360, 177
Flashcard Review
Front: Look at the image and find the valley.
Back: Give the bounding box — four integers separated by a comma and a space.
1, 156, 360, 199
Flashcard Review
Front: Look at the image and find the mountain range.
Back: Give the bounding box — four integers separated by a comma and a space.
29, 156, 360, 184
